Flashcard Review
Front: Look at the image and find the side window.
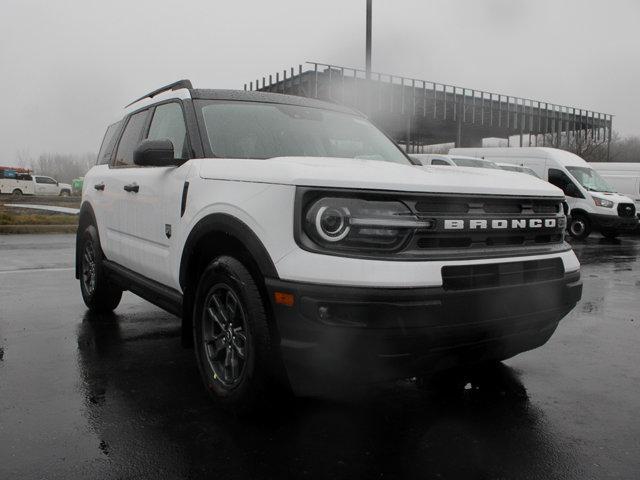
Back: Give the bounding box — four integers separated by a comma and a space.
548, 168, 580, 197
113, 111, 148, 166
432, 159, 450, 166
45, 177, 57, 184
35, 176, 46, 184
97, 121, 123, 165
146, 103, 189, 159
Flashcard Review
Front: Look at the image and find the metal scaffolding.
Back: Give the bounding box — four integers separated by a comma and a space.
245, 62, 613, 157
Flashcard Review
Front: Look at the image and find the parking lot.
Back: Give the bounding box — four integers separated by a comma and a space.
1, 233, 639, 479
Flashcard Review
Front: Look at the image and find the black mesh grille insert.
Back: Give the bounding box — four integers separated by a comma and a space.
415, 201, 469, 213
442, 258, 564, 290
618, 203, 636, 218
532, 203, 559, 213
483, 203, 522, 214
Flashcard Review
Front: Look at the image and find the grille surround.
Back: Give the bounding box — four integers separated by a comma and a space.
295, 187, 570, 261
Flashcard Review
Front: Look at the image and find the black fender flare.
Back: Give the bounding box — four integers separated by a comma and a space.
179, 213, 279, 291
76, 202, 99, 279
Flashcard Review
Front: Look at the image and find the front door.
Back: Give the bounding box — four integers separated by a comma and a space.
34, 176, 57, 195
120, 101, 192, 288
548, 167, 584, 211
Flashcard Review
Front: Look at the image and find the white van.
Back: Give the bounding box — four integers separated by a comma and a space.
590, 163, 640, 214
410, 154, 501, 170
0, 171, 35, 195
449, 147, 639, 239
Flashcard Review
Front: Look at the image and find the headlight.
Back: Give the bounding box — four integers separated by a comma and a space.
314, 205, 351, 242
302, 196, 433, 253
592, 196, 614, 208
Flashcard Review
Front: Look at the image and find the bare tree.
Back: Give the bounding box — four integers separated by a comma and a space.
30, 152, 96, 183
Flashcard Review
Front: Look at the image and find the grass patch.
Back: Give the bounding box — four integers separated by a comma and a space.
0, 210, 78, 226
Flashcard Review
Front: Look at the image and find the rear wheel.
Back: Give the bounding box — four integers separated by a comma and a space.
601, 228, 619, 239
193, 256, 282, 410
79, 225, 122, 312
568, 214, 591, 240
12, 189, 22, 197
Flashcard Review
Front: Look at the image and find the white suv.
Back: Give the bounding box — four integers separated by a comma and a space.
77, 80, 583, 407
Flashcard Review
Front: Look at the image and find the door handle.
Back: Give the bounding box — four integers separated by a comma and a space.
123, 183, 139, 193
94, 182, 105, 191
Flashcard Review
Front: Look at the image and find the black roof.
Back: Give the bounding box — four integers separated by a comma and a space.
190, 89, 359, 115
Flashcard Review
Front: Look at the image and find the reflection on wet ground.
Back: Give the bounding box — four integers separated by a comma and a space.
1, 234, 639, 479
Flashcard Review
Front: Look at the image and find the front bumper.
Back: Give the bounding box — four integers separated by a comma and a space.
590, 213, 638, 231
266, 271, 582, 395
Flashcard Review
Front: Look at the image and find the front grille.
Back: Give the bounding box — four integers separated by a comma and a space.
405, 195, 565, 254
442, 258, 564, 290
618, 203, 636, 218
413, 198, 559, 216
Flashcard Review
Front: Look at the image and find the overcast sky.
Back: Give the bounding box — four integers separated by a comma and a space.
1, 0, 639, 161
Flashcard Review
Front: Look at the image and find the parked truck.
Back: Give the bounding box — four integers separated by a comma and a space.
0, 166, 72, 196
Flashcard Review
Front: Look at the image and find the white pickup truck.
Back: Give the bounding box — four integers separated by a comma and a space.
0, 173, 72, 196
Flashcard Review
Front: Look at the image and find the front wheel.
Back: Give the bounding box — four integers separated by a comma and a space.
568, 214, 591, 240
601, 228, 619, 239
193, 256, 282, 409
60, 190, 70, 197
79, 225, 122, 312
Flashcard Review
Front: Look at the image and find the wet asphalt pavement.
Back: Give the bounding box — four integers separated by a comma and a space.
1, 234, 639, 479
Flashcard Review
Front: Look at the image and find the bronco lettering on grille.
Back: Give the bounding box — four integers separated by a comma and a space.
443, 218, 557, 230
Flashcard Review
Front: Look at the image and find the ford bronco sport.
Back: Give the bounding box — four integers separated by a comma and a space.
77, 80, 582, 406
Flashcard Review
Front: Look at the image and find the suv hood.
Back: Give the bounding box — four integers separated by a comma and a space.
198, 157, 563, 197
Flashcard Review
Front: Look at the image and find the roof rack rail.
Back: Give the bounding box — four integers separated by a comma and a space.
124, 79, 193, 108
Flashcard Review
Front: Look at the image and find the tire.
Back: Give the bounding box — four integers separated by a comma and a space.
12, 189, 22, 197
568, 214, 591, 240
193, 256, 281, 410
601, 228, 619, 239
79, 225, 122, 312
60, 190, 70, 197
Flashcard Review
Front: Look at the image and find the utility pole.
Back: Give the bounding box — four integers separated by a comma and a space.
366, 0, 372, 79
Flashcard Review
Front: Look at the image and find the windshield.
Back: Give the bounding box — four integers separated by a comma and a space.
500, 165, 541, 178
566, 166, 614, 192
452, 157, 500, 169
196, 100, 412, 165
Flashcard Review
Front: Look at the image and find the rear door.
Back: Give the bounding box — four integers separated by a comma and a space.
86, 120, 123, 254
122, 101, 193, 287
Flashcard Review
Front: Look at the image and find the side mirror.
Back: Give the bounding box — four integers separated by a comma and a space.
133, 139, 177, 167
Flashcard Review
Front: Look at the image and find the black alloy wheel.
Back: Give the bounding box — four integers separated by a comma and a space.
202, 284, 248, 387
